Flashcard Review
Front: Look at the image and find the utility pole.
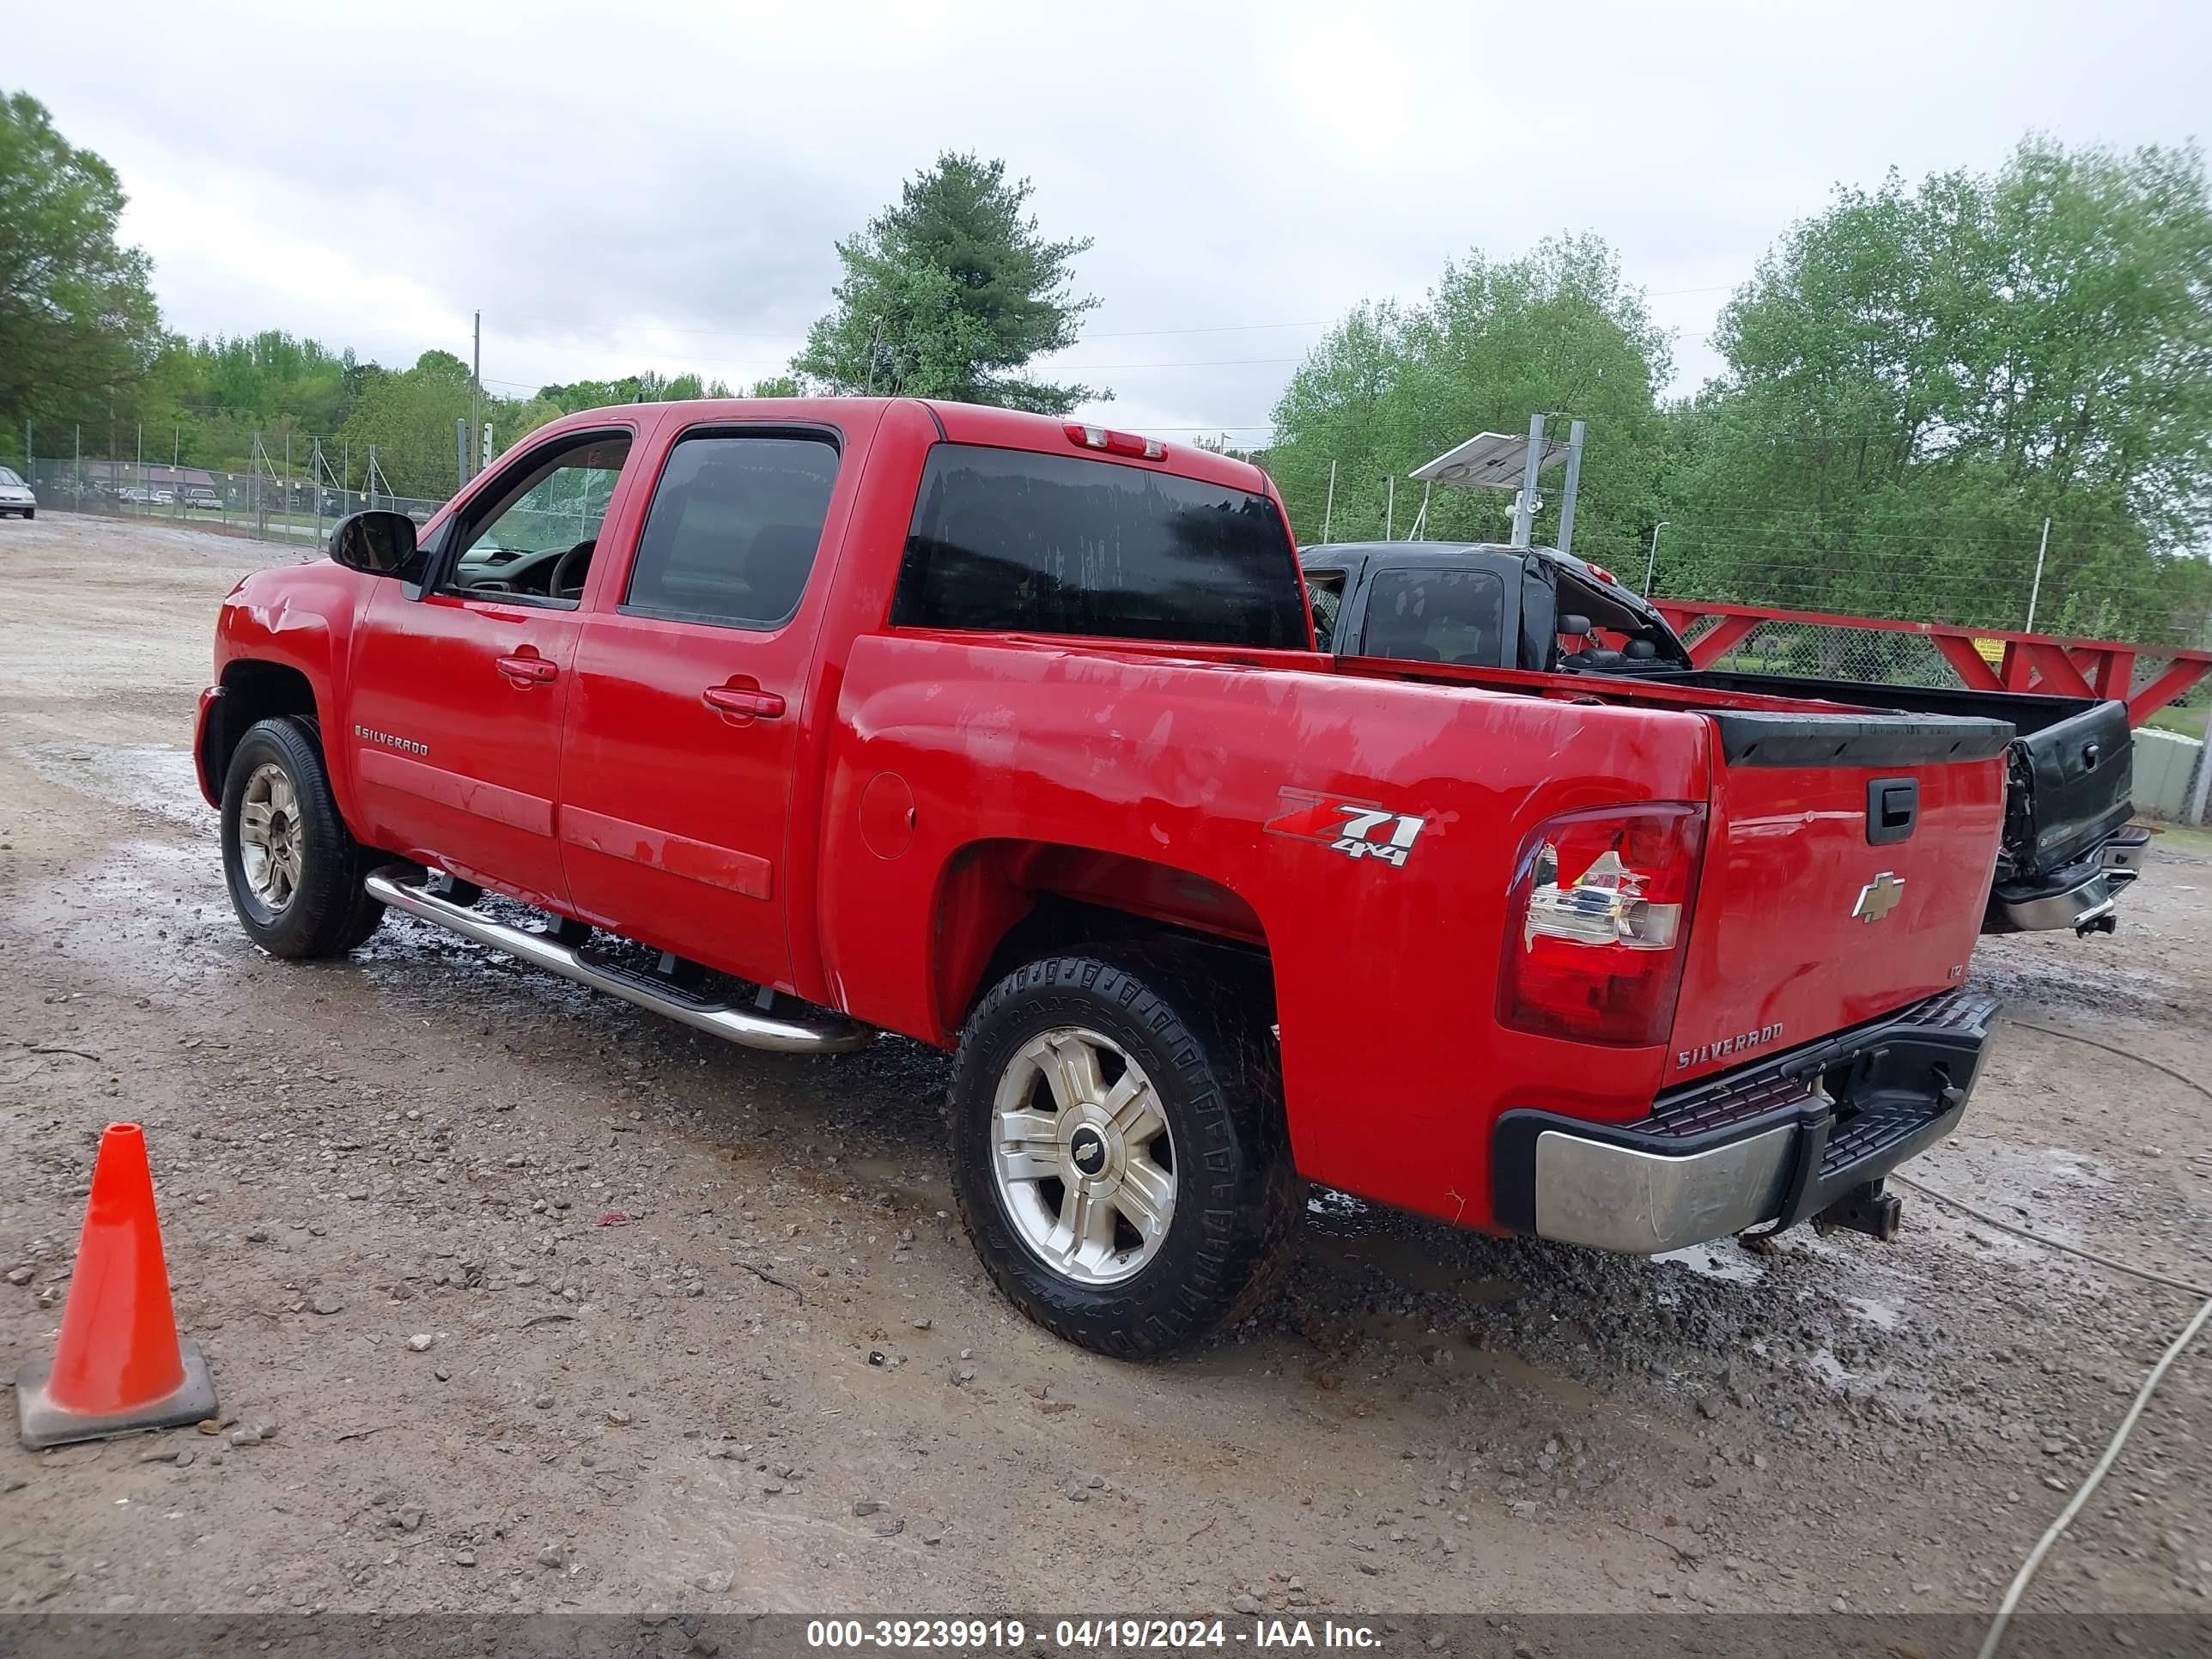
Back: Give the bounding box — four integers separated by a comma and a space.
1510, 411, 1546, 546
470, 310, 482, 481
1643, 521, 1670, 596
2191, 701, 2212, 827
1322, 459, 1337, 544
2024, 516, 2052, 633
136, 424, 143, 513
1384, 474, 1395, 541
1555, 420, 1586, 555
75, 425, 82, 514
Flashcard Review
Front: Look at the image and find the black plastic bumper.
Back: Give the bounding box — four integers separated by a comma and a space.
1491, 989, 1997, 1254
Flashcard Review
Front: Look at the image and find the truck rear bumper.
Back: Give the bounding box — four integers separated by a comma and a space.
1491, 989, 1996, 1255
1986, 827, 2148, 935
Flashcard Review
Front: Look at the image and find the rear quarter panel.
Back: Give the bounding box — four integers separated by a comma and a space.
817, 634, 1714, 1229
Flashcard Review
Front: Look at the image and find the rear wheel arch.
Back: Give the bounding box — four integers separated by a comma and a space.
927, 837, 1278, 1036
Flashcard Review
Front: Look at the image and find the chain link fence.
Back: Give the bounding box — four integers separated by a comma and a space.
16, 455, 444, 547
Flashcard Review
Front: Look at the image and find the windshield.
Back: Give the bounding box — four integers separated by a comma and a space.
0, 468, 22, 488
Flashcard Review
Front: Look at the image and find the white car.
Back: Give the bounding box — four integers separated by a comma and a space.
0, 467, 33, 519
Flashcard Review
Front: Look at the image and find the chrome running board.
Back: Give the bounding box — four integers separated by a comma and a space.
364, 866, 874, 1054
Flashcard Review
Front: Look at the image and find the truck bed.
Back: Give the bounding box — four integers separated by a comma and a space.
1668, 670, 2134, 884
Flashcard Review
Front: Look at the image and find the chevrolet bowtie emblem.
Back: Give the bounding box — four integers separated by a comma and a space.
1853, 872, 1905, 924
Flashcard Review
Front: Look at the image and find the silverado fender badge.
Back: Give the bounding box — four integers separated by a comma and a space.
1266, 788, 1426, 870
1852, 871, 1905, 924
355, 724, 429, 757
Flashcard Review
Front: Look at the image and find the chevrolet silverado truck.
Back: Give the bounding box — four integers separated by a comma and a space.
1302, 539, 2148, 939
196, 398, 2008, 1355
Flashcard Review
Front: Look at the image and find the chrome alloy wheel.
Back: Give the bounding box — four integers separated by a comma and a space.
989, 1027, 1177, 1285
236, 761, 305, 913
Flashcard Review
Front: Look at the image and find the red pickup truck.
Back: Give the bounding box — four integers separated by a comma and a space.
195, 398, 2007, 1354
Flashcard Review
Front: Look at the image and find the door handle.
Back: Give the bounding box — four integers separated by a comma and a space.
702, 685, 786, 720
496, 653, 558, 685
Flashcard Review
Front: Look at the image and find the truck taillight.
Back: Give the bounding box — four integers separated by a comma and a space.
1064, 422, 1166, 461
1498, 803, 1705, 1047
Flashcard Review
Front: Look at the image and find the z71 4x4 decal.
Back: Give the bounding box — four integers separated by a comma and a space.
1265, 788, 1428, 869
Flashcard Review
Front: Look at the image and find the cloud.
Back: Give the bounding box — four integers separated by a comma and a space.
15, 0, 2209, 438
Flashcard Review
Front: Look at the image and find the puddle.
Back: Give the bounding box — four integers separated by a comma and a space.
1651, 1243, 1768, 1286
1307, 1188, 1368, 1219
1844, 1295, 1900, 1330
838, 1152, 954, 1214
15, 740, 209, 834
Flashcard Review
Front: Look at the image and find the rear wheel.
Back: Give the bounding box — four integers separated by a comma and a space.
949, 945, 1300, 1357
220, 717, 384, 957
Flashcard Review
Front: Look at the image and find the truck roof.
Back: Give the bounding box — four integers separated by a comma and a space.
1300, 538, 1677, 635
552, 397, 1278, 499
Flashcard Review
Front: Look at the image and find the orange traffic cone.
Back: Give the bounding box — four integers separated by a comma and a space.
15, 1123, 216, 1449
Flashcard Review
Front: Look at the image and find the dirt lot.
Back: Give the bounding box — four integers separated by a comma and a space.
3, 512, 2209, 1621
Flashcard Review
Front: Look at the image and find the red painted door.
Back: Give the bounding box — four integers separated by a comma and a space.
343, 427, 641, 911
556, 422, 847, 990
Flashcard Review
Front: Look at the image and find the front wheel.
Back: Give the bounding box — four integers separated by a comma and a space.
949, 945, 1300, 1357
220, 717, 384, 957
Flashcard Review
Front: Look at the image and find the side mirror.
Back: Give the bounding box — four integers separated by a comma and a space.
1557, 613, 1592, 640
330, 510, 418, 576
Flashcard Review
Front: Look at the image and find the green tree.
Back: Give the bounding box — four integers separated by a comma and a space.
337, 352, 474, 498
1663, 137, 2212, 642
0, 91, 167, 460
1267, 234, 1672, 556
793, 152, 1101, 411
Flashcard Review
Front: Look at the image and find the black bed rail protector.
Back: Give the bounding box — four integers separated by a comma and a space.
1709, 708, 2014, 769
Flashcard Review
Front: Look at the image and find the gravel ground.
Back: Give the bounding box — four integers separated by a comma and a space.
2, 512, 2209, 1620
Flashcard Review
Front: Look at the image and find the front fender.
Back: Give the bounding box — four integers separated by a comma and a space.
212, 564, 376, 829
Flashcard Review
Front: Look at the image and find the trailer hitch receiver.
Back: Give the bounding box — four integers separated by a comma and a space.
1814, 1179, 1903, 1243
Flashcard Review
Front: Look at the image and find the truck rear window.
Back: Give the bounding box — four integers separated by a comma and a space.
892, 445, 1306, 647
1360, 568, 1504, 665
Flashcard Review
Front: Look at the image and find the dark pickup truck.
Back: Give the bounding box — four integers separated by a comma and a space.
1301, 539, 2148, 938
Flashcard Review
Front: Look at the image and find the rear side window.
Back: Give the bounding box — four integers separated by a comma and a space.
623, 433, 840, 628
1304, 570, 1346, 650
893, 445, 1306, 647
1360, 568, 1504, 665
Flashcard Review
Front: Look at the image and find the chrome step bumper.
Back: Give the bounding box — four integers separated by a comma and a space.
1492, 989, 1996, 1255
363, 866, 874, 1054
1990, 826, 2148, 935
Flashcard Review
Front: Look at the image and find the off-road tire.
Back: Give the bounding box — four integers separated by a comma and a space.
220, 716, 385, 957
949, 944, 1301, 1357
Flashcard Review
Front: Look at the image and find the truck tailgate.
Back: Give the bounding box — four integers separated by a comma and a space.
1667, 710, 2010, 1085
2008, 697, 2133, 876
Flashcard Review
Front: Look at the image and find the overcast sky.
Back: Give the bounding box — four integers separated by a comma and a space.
16, 0, 2210, 442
